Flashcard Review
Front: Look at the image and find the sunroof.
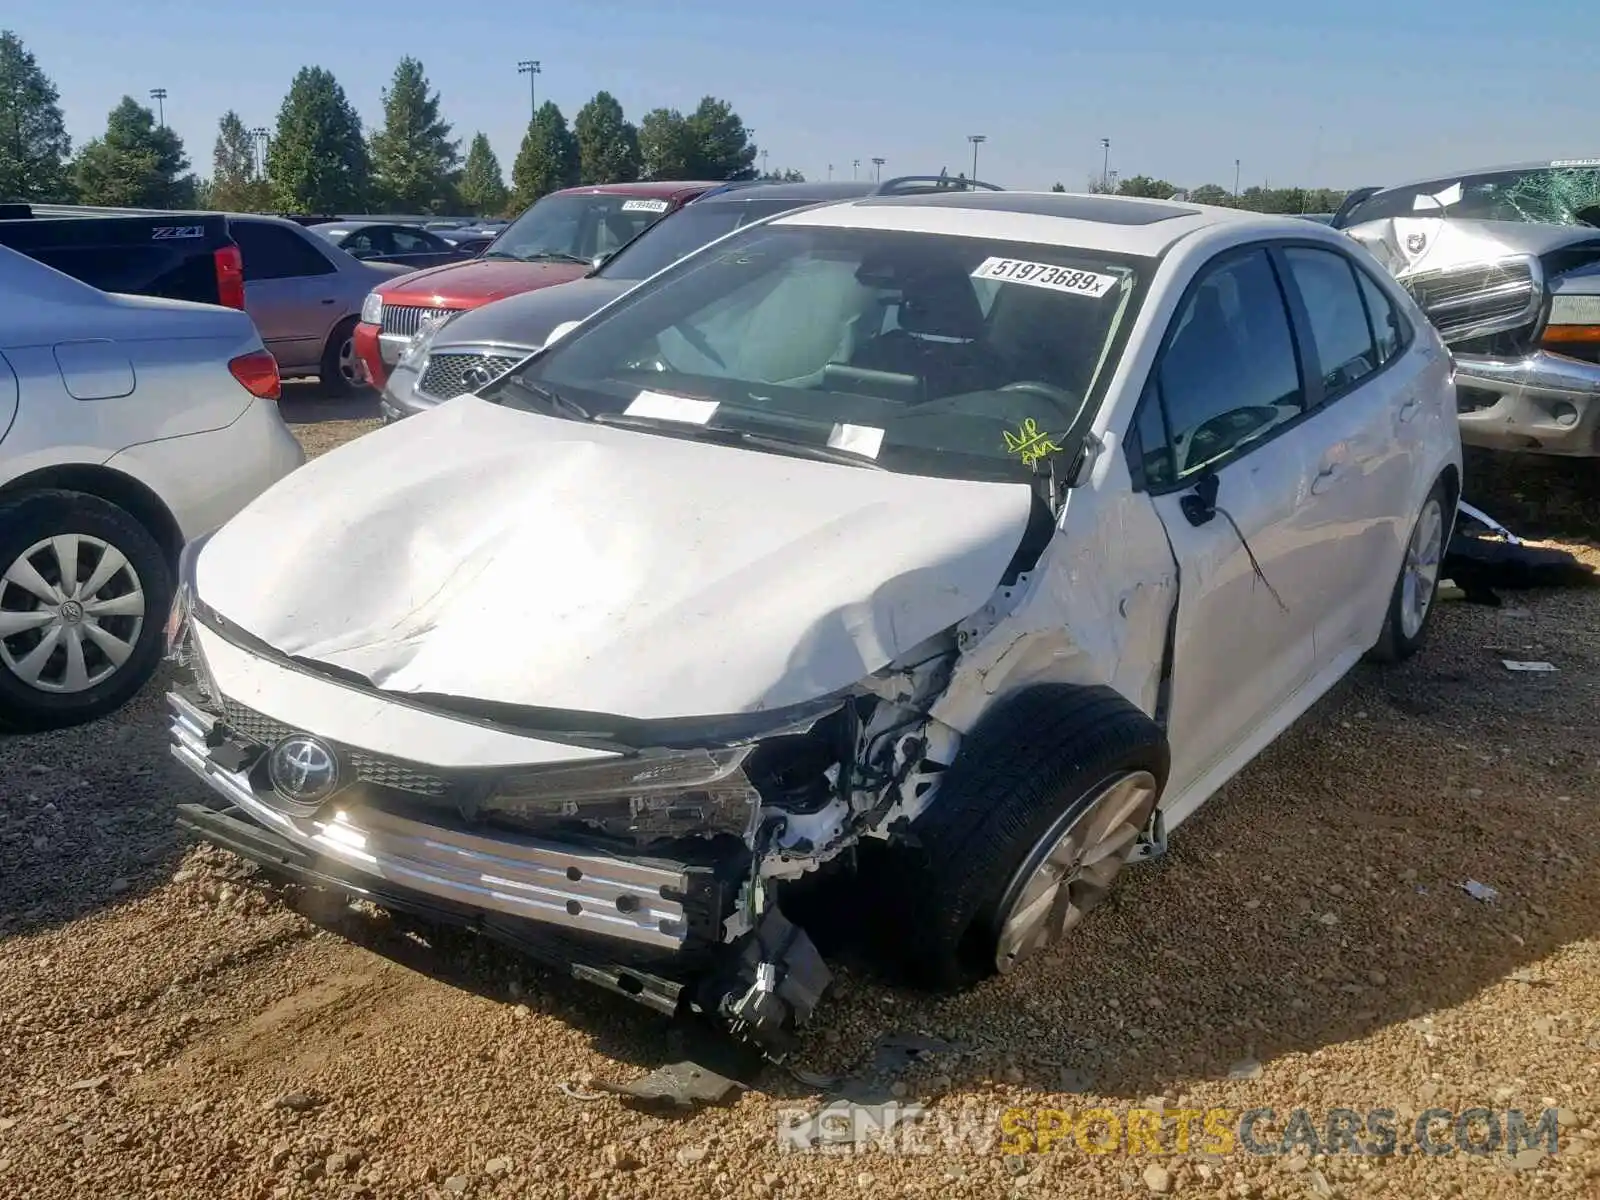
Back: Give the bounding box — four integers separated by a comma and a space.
855, 191, 1200, 225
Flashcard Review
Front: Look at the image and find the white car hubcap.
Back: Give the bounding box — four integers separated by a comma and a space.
994, 769, 1158, 973
1400, 497, 1444, 640
0, 534, 145, 694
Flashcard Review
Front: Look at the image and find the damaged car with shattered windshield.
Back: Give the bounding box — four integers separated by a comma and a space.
167, 192, 1462, 1055
1333, 159, 1600, 456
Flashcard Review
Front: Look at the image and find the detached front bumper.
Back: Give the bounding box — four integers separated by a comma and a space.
167, 691, 694, 952
1454, 349, 1600, 456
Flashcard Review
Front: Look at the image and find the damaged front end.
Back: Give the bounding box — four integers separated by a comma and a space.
165, 572, 1035, 1058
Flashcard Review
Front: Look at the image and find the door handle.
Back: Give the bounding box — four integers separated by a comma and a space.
1398, 395, 1421, 423
1311, 463, 1342, 495
319, 297, 337, 305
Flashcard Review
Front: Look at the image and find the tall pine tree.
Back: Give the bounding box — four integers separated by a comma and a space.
207, 110, 271, 211
573, 91, 639, 185
457, 132, 508, 217
368, 57, 459, 213
0, 31, 72, 202
266, 66, 370, 213
71, 96, 196, 208
510, 102, 578, 211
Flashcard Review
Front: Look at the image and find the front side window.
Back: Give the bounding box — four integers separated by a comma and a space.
1355, 268, 1407, 364
501, 223, 1150, 484
1283, 247, 1378, 398
487, 193, 674, 265
1153, 249, 1304, 480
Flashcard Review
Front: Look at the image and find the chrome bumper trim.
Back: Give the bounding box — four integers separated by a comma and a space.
1454, 348, 1600, 400
167, 692, 689, 950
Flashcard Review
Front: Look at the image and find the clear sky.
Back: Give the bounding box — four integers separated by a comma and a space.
8, 0, 1598, 195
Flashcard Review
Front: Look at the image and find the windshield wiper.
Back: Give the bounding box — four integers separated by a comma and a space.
524, 251, 592, 265
591, 412, 887, 470
496, 375, 592, 420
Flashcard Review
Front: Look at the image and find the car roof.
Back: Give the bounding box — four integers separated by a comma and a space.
695, 180, 880, 204
549, 180, 724, 200
771, 190, 1293, 257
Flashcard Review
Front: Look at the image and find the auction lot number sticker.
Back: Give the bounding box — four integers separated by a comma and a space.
972, 256, 1119, 298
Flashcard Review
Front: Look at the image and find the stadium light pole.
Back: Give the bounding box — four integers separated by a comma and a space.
150, 88, 168, 129
250, 127, 269, 175
871, 156, 885, 182
1234, 158, 1242, 202
967, 134, 986, 180
517, 60, 541, 121
1100, 137, 1111, 189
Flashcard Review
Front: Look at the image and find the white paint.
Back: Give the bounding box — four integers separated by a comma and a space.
624, 390, 719, 424
194, 396, 1036, 721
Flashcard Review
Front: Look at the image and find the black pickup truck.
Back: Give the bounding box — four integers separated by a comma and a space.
0, 203, 245, 309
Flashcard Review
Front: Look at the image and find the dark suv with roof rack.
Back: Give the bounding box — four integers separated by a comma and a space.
378, 175, 1003, 422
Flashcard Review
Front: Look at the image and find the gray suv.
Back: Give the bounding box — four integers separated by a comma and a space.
378, 175, 1004, 422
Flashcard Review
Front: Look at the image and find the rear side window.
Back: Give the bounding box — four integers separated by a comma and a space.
1152, 249, 1305, 481
17, 243, 218, 303
1282, 247, 1378, 399
231, 220, 336, 281
1355, 268, 1408, 365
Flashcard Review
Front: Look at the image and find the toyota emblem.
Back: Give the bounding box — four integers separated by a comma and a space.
266, 735, 340, 811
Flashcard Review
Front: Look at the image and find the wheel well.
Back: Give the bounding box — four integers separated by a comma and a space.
1439, 463, 1461, 507
0, 465, 184, 567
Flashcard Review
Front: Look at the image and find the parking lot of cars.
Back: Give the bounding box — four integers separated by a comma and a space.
3, 175, 1600, 1197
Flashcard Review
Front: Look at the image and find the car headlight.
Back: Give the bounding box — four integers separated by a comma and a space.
360, 291, 383, 325
164, 532, 223, 702
398, 312, 447, 369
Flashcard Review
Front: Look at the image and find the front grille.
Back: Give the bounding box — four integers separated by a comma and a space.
380, 303, 460, 339
417, 351, 524, 400
220, 697, 448, 798
1403, 258, 1541, 343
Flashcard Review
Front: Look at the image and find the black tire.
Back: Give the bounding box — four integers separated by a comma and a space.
1365, 474, 1453, 665
0, 490, 174, 731
875, 684, 1169, 989
319, 316, 363, 396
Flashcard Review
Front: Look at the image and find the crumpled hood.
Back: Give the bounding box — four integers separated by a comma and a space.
196, 397, 1036, 722
1345, 215, 1600, 278
430, 277, 632, 350
376, 258, 589, 307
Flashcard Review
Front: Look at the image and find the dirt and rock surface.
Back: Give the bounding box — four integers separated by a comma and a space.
2, 398, 1598, 1199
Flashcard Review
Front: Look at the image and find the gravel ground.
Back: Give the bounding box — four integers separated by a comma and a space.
2, 398, 1598, 1199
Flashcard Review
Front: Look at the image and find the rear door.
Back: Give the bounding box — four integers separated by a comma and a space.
230, 219, 343, 371
1274, 244, 1422, 667
1130, 246, 1324, 800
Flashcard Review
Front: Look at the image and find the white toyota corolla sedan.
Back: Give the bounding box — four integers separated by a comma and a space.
167, 191, 1460, 1053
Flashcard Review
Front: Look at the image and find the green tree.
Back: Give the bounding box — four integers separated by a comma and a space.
71, 96, 196, 208
1187, 183, 1232, 207
573, 91, 639, 185
683, 97, 756, 180
266, 66, 370, 213
0, 31, 72, 202
457, 132, 508, 216
1115, 175, 1178, 200
510, 101, 578, 209
368, 57, 459, 213
637, 108, 694, 180
1050, 181, 1066, 193
758, 168, 805, 182
207, 110, 271, 211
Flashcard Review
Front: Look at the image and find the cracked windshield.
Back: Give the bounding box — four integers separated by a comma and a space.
3, 2, 1599, 1198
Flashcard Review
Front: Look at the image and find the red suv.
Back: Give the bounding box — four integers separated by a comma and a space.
354, 180, 720, 389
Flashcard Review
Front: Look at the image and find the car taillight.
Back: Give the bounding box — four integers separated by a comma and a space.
229, 350, 280, 401
214, 245, 246, 310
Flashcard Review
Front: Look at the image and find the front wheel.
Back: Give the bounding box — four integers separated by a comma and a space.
0, 490, 174, 730
877, 685, 1168, 989
319, 317, 364, 396
1366, 476, 1452, 664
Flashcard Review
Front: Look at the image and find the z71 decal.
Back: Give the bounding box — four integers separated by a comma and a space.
151, 225, 206, 240
972, 256, 1119, 298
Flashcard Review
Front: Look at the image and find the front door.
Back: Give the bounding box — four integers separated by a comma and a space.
1132, 246, 1325, 799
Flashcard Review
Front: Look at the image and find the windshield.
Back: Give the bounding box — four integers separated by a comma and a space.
1344, 163, 1600, 228
500, 222, 1148, 485
487, 192, 674, 264
599, 198, 810, 282
318, 227, 349, 243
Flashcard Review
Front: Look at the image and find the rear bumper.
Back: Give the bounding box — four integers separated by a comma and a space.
353, 322, 388, 390
1455, 349, 1600, 456
166, 690, 693, 952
